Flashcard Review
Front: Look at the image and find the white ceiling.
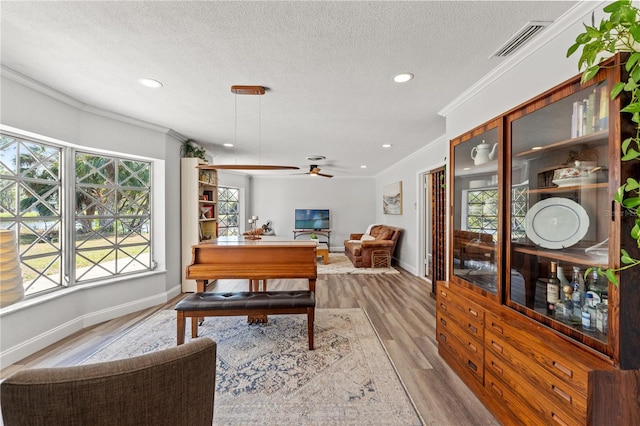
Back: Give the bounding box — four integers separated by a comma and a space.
1, 1, 578, 177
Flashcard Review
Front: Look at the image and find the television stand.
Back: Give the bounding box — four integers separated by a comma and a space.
293, 229, 331, 250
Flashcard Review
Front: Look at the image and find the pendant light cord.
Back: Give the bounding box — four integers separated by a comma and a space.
234, 93, 238, 165
259, 96, 262, 165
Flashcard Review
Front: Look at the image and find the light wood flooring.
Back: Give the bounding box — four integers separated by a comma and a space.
1, 269, 499, 425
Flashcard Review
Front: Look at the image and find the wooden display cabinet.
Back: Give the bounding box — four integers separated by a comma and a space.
439, 54, 640, 425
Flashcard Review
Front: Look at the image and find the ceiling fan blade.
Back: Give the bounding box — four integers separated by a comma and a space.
317, 172, 333, 178
199, 164, 300, 170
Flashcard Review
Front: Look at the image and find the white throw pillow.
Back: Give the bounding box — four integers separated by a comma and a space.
361, 234, 375, 241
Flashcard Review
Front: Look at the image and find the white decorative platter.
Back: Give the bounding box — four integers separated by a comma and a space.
525, 197, 590, 249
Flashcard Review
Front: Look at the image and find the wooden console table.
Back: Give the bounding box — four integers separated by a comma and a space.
292, 229, 331, 249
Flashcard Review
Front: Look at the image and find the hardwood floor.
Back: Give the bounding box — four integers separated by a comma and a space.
1, 269, 499, 425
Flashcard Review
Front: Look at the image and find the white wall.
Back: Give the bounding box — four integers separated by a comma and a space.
250, 176, 375, 250
376, 135, 448, 275
0, 73, 183, 367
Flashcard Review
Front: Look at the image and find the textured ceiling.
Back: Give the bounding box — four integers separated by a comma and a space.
1, 1, 578, 177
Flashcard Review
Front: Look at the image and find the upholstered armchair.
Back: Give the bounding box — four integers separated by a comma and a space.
344, 224, 402, 268
1, 337, 217, 426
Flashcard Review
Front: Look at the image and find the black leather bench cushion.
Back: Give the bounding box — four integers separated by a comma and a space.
175, 291, 315, 311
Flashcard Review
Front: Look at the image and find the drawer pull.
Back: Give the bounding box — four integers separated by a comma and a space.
468, 307, 478, 317
551, 412, 570, 426
552, 360, 574, 378
440, 317, 447, 326
490, 360, 503, 375
440, 302, 447, 311
491, 340, 503, 353
552, 385, 572, 403
468, 324, 478, 334
491, 322, 504, 334
467, 360, 478, 372
468, 342, 477, 353
440, 290, 447, 298
489, 381, 503, 397
439, 333, 447, 342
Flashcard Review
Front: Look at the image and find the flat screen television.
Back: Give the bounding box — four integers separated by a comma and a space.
295, 209, 330, 230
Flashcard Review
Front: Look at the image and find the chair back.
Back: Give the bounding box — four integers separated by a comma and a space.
1, 337, 217, 426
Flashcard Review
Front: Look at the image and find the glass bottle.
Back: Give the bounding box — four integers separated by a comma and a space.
581, 293, 595, 330
596, 297, 609, 335
546, 261, 560, 316
557, 265, 570, 289
587, 269, 608, 300
571, 266, 584, 320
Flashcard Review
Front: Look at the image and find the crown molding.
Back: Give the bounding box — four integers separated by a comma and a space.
438, 1, 608, 118
2, 65, 173, 135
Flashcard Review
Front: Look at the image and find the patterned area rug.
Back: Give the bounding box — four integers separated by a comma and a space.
318, 253, 399, 274
83, 308, 422, 425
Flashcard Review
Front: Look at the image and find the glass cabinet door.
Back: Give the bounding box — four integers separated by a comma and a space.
451, 124, 500, 296
507, 77, 611, 348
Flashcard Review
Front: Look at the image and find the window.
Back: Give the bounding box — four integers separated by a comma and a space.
0, 135, 63, 295
0, 132, 154, 298
217, 187, 239, 236
74, 152, 152, 282
463, 185, 527, 242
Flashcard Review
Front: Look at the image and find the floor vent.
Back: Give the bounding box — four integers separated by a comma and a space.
491, 21, 551, 58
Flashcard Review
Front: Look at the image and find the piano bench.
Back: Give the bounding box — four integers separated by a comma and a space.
175, 291, 316, 350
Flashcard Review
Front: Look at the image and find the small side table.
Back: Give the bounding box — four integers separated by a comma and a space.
316, 243, 329, 265
371, 250, 390, 268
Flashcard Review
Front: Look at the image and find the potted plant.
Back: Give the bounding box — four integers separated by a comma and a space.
180, 139, 207, 161
568, 0, 640, 284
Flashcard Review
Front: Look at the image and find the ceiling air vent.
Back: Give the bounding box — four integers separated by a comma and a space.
490, 21, 552, 58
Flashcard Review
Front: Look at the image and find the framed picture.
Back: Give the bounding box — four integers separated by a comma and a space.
383, 181, 402, 215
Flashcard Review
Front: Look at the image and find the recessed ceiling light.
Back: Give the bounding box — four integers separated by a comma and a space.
138, 78, 163, 88
382, 144, 392, 148
223, 143, 234, 147
360, 165, 367, 169
393, 73, 414, 83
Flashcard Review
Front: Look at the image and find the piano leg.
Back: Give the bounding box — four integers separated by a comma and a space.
248, 279, 268, 323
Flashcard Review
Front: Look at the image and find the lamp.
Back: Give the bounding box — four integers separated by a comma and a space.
202, 86, 299, 171
0, 229, 25, 308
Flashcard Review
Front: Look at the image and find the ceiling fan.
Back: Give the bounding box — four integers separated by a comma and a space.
299, 165, 333, 178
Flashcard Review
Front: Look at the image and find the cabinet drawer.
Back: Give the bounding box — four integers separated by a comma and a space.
437, 289, 484, 342
485, 335, 586, 425
485, 312, 591, 397
437, 310, 483, 366
485, 370, 578, 426
437, 320, 483, 384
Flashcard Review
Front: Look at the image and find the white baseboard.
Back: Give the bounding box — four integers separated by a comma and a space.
0, 284, 182, 369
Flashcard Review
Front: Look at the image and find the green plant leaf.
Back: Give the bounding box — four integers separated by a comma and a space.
605, 269, 619, 285
626, 52, 640, 70
612, 81, 626, 98
626, 177, 640, 189
621, 148, 640, 160
604, 1, 628, 14
567, 42, 581, 58
615, 185, 626, 203
622, 197, 640, 209
582, 65, 600, 82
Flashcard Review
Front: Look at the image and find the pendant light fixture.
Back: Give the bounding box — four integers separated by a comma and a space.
200, 85, 299, 171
